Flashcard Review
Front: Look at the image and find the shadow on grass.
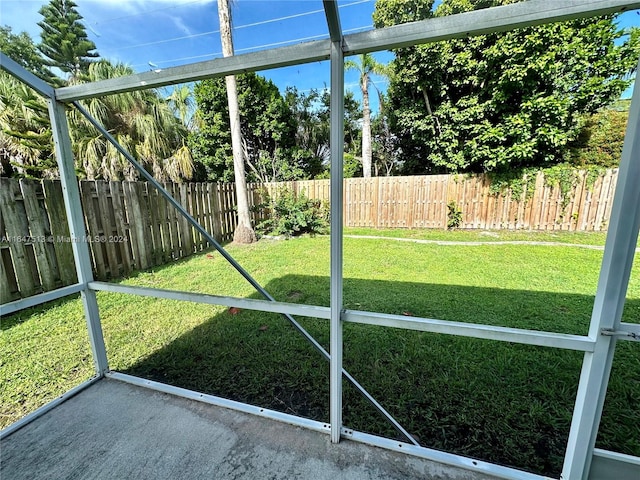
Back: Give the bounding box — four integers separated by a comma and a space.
118, 275, 640, 477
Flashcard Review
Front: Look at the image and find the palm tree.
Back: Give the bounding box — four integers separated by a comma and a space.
0, 72, 55, 177
67, 60, 193, 182
167, 85, 197, 130
217, 0, 256, 244
345, 54, 387, 178
1, 61, 193, 182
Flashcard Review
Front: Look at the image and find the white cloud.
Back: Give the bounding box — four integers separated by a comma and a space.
165, 14, 194, 36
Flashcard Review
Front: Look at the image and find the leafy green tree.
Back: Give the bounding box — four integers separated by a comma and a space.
284, 87, 361, 176
374, 0, 640, 175
0, 26, 58, 84
167, 85, 198, 130
0, 72, 55, 177
190, 73, 324, 183
37, 0, 99, 79
346, 53, 388, 177
0, 27, 57, 175
570, 108, 629, 168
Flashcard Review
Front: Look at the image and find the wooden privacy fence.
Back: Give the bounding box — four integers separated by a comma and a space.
1, 169, 618, 301
0, 178, 265, 303
260, 169, 618, 231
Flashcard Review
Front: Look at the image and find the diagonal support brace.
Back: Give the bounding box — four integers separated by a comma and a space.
71, 100, 419, 446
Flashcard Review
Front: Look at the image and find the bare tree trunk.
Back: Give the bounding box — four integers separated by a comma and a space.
361, 73, 372, 178
218, 0, 255, 243
421, 86, 442, 136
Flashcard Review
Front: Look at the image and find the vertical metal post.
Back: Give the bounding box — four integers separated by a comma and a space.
73, 99, 417, 443
48, 100, 109, 375
562, 64, 640, 480
329, 40, 345, 444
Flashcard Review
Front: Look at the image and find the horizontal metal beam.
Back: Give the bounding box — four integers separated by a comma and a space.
344, 0, 640, 54
590, 448, 640, 479
343, 310, 596, 352
88, 281, 598, 352
1, 283, 85, 316
107, 372, 330, 434
0, 376, 101, 440
617, 322, 640, 341
55, 40, 330, 101
88, 281, 330, 319
72, 101, 416, 446
51, 1, 637, 102
0, 52, 55, 99
342, 428, 549, 480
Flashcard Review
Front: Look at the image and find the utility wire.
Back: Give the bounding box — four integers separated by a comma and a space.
133, 25, 373, 69
111, 0, 370, 52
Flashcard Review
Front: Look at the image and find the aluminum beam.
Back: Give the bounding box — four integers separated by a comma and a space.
590, 449, 640, 480
48, 100, 109, 375
329, 34, 345, 445
342, 429, 549, 480
88, 281, 331, 319
323, 1, 342, 43
55, 40, 330, 102
1, 283, 84, 317
343, 0, 640, 54
108, 372, 330, 435
0, 376, 101, 440
343, 310, 596, 352
52, 1, 639, 102
0, 52, 55, 99
72, 101, 417, 446
616, 322, 640, 341
88, 281, 599, 353
562, 61, 640, 480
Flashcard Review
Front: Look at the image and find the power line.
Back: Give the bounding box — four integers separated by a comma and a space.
135, 25, 373, 69
110, 0, 370, 52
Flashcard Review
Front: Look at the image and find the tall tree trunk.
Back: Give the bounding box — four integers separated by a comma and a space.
361, 73, 372, 178
218, 0, 255, 243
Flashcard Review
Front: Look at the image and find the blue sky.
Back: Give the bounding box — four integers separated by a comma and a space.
2, 0, 639, 110
1, 0, 392, 109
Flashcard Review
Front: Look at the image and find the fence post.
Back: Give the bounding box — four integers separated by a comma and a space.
47, 99, 108, 375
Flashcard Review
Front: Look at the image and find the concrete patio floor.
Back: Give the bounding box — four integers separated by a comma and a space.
0, 378, 499, 480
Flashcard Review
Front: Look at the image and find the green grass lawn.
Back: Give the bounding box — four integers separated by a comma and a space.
1, 230, 639, 477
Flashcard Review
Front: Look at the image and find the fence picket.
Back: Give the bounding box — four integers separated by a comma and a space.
1, 178, 38, 297
20, 180, 59, 290
109, 181, 133, 275
1, 170, 621, 301
95, 181, 120, 277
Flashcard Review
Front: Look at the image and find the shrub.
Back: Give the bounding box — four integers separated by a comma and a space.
570, 109, 628, 168
447, 201, 463, 229
256, 187, 329, 237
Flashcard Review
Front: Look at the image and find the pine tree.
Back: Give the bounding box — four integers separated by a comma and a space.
37, 0, 99, 79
